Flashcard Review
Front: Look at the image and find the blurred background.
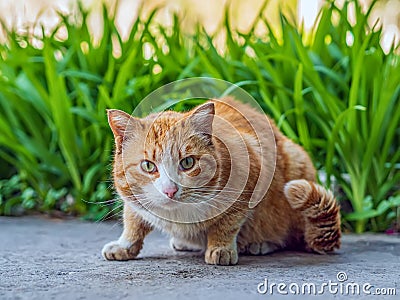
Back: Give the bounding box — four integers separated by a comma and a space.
0, 0, 399, 234
1, 0, 399, 50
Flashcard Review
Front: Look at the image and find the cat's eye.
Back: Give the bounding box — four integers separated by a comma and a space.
140, 160, 157, 173
179, 156, 195, 171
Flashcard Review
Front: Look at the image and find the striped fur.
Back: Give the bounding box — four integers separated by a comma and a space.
284, 180, 341, 253
102, 97, 341, 265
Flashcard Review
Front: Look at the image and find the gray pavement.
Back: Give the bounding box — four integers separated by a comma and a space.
0, 216, 399, 300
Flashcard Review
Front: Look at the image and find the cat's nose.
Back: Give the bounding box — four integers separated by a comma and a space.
163, 185, 178, 199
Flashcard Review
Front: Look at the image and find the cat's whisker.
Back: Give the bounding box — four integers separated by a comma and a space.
186, 187, 266, 193
97, 203, 124, 223
107, 218, 124, 231
96, 213, 123, 232
82, 198, 120, 206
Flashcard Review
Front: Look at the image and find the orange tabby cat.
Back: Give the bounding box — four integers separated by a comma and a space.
102, 97, 341, 265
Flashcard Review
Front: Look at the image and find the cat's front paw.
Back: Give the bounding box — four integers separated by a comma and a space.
102, 240, 138, 261
205, 246, 238, 265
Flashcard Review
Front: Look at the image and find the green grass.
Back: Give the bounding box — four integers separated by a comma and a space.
0, 0, 399, 232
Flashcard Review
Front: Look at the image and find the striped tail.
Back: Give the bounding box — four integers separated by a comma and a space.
284, 179, 341, 253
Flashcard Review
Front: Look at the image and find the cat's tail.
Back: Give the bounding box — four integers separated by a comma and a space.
284, 179, 341, 253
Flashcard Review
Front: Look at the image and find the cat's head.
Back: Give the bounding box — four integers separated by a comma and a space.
108, 103, 226, 221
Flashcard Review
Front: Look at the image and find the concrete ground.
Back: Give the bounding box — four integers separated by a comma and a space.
0, 216, 399, 300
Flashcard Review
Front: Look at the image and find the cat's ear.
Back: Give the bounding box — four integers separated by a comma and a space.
107, 109, 131, 138
187, 102, 215, 140
107, 109, 141, 138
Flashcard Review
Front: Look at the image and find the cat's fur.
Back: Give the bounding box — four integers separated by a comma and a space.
102, 97, 341, 265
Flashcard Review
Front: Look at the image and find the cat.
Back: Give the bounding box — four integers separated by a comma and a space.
102, 97, 341, 265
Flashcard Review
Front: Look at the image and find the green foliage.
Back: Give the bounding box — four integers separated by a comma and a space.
0, 1, 398, 231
